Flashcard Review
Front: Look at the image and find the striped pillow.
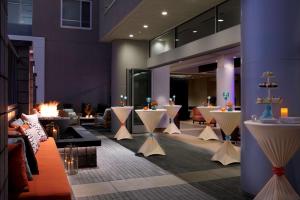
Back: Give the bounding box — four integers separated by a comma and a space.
28, 121, 48, 142
24, 128, 40, 154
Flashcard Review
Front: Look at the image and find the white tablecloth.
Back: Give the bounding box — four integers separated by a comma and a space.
111, 106, 133, 140
135, 109, 166, 156
209, 110, 241, 165
245, 120, 300, 200
197, 106, 219, 140
164, 105, 181, 134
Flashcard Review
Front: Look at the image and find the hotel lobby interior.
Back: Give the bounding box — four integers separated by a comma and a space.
1, 0, 300, 199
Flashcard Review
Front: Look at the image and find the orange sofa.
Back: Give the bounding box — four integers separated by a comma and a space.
11, 137, 72, 200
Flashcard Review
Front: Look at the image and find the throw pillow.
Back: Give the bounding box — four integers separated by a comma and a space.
8, 130, 21, 136
28, 121, 48, 142
21, 113, 39, 123
8, 134, 39, 175
24, 128, 40, 154
10, 118, 24, 128
8, 138, 33, 180
8, 143, 29, 193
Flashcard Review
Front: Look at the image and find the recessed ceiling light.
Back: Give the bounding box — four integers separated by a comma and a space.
158, 38, 163, 42
143, 24, 148, 28
161, 11, 168, 16
129, 34, 134, 38
218, 19, 224, 22
193, 30, 198, 33
233, 56, 237, 59
175, 39, 180, 42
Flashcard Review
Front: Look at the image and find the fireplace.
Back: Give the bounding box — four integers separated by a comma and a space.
38, 101, 59, 117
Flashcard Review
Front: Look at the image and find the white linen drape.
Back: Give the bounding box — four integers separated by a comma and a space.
245, 121, 300, 200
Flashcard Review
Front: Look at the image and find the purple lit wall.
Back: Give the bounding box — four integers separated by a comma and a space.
32, 0, 111, 111
241, 0, 300, 195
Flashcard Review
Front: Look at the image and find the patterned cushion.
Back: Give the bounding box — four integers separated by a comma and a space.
28, 121, 48, 142
24, 128, 40, 154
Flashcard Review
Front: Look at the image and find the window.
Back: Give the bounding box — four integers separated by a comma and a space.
8, 0, 32, 25
61, 0, 92, 29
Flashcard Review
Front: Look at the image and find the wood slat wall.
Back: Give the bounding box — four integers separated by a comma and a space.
0, 0, 8, 199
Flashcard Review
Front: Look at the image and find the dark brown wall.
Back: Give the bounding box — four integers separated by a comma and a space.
32, 0, 111, 111
0, 0, 8, 199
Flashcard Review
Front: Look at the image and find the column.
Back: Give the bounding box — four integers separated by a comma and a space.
241, 0, 300, 195
152, 66, 170, 128
216, 56, 235, 107
111, 40, 149, 133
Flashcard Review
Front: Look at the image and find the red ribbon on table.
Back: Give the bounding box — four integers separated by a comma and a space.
272, 167, 285, 176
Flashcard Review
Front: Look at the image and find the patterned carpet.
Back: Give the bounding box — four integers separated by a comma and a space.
68, 127, 252, 200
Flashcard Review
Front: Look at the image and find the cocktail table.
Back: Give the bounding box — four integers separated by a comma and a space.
135, 109, 166, 157
245, 120, 300, 200
197, 106, 219, 140
210, 110, 241, 165
111, 106, 133, 140
163, 105, 181, 134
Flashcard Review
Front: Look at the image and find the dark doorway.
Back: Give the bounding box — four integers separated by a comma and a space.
170, 78, 189, 120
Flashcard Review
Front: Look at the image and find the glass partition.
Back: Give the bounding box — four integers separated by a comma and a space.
217, 0, 240, 31
150, 30, 175, 57
149, 0, 241, 57
175, 8, 215, 47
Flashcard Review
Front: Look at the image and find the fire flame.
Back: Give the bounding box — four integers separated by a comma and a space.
39, 101, 59, 117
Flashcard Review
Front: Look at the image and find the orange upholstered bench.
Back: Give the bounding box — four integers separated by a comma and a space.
12, 137, 72, 200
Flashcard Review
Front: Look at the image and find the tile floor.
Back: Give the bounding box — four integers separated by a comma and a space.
68, 125, 251, 200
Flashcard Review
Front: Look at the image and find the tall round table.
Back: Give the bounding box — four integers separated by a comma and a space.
111, 106, 133, 140
210, 110, 241, 165
163, 105, 181, 134
135, 109, 166, 157
197, 106, 219, 140
245, 120, 300, 200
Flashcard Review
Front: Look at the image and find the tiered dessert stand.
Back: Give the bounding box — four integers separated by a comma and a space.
256, 71, 282, 119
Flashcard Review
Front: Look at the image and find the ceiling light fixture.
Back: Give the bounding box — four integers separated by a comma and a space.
161, 11, 168, 16
193, 30, 198, 33
129, 34, 134, 38
175, 39, 180, 42
218, 19, 224, 22
143, 25, 148, 28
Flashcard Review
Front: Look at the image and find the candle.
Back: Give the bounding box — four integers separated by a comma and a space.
207, 96, 211, 106
281, 108, 288, 118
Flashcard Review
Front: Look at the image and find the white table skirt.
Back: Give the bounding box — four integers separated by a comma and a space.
197, 106, 219, 140
164, 105, 181, 134
245, 120, 300, 200
135, 109, 166, 157
210, 111, 241, 165
112, 106, 133, 140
